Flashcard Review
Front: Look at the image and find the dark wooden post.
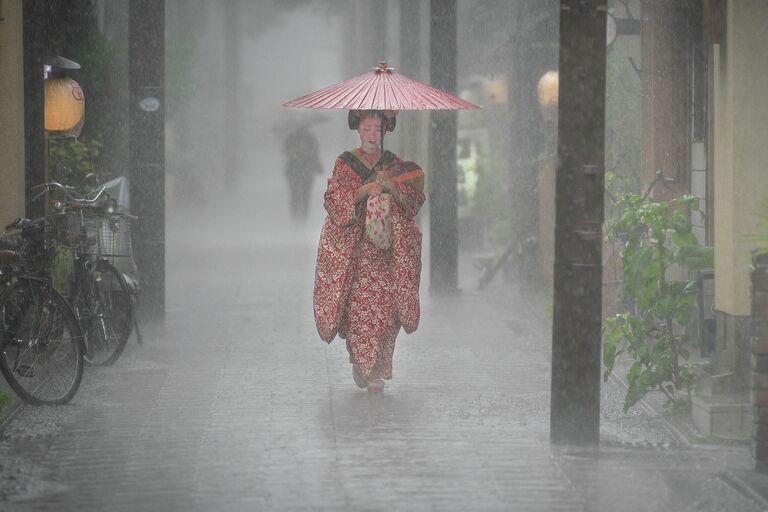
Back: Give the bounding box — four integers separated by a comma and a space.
640, 0, 692, 199
399, 0, 423, 162
751, 253, 768, 472
129, 0, 165, 318
22, 0, 50, 219
550, 0, 607, 445
429, 0, 459, 293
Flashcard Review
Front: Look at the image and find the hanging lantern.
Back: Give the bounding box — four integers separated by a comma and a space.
484, 76, 508, 105
44, 76, 85, 135
537, 70, 559, 109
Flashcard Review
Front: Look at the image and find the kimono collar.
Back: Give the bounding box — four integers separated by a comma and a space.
339, 150, 396, 182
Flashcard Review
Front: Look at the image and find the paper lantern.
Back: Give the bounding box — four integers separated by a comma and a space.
44, 77, 85, 133
484, 77, 508, 105
537, 71, 559, 108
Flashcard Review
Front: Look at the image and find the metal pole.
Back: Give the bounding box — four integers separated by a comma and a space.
550, 0, 607, 445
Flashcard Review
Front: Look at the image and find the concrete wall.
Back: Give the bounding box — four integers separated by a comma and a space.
0, 0, 25, 227
713, 0, 768, 316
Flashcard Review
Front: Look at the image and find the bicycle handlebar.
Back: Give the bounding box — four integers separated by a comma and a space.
31, 182, 80, 202
31, 181, 108, 208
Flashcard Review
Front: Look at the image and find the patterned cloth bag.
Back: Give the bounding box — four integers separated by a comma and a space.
365, 193, 392, 250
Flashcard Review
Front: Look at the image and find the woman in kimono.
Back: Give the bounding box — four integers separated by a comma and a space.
313, 110, 425, 394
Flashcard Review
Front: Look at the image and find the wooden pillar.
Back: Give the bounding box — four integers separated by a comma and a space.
22, 0, 51, 219
752, 254, 768, 472
129, 0, 165, 317
0, 0, 26, 226
399, 0, 423, 163
640, 0, 692, 199
429, 0, 458, 293
550, 0, 607, 445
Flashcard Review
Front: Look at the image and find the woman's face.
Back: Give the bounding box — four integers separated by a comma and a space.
358, 115, 383, 153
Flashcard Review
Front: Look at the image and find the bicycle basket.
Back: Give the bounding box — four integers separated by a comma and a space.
53, 212, 133, 257
98, 215, 134, 258
53, 212, 100, 252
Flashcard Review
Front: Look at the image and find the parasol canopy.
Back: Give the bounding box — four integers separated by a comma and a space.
283, 62, 480, 111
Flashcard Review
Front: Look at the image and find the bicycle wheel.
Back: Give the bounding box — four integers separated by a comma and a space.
78, 260, 132, 366
0, 278, 84, 405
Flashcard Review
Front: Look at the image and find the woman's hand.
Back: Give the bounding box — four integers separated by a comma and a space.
376, 173, 396, 195
355, 182, 383, 203
376, 173, 403, 206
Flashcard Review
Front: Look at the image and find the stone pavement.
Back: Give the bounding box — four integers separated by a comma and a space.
0, 222, 766, 511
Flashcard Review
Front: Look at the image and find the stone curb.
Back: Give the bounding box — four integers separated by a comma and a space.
720, 469, 768, 510
608, 365, 768, 508
606, 371, 693, 449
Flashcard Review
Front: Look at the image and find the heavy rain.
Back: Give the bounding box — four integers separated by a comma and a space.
0, 0, 767, 510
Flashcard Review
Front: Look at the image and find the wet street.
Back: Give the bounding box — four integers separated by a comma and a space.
1, 0, 767, 509
0, 209, 763, 511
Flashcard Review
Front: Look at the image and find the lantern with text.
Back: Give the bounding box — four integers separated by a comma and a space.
45, 77, 85, 137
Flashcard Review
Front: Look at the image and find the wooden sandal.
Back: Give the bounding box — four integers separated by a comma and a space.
366, 379, 385, 394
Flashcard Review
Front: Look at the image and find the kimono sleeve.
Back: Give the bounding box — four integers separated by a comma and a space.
323, 158, 360, 226
394, 182, 425, 218
390, 156, 425, 219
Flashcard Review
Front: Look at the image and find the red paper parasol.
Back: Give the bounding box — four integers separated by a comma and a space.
283, 62, 480, 111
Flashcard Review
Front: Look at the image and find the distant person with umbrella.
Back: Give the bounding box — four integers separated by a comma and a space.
282, 124, 322, 220
283, 62, 479, 393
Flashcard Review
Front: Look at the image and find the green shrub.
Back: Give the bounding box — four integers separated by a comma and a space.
603, 193, 713, 411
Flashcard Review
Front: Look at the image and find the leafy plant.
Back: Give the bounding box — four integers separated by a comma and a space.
48, 138, 107, 193
603, 193, 714, 412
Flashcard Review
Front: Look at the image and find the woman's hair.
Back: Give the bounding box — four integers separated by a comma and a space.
348, 110, 396, 132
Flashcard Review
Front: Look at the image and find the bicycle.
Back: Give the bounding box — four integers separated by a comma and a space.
0, 216, 85, 405
33, 182, 136, 366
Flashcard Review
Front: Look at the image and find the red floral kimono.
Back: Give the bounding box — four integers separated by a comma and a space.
313, 149, 425, 380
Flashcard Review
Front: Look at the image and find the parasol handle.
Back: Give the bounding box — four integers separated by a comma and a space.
380, 116, 385, 154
